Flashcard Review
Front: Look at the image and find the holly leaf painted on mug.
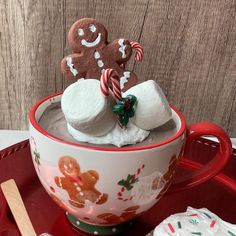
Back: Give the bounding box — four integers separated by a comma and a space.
118, 174, 139, 191
34, 150, 40, 165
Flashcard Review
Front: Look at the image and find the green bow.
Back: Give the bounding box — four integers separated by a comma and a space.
112, 95, 137, 127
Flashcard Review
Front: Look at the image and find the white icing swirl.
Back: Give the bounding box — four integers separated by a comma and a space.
120, 71, 130, 89
118, 39, 127, 58
66, 57, 78, 76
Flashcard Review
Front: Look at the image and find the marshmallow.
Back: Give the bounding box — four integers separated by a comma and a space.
123, 80, 172, 130
61, 79, 116, 136
153, 207, 236, 236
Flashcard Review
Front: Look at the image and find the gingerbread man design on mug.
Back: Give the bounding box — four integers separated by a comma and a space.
54, 156, 108, 208
61, 18, 143, 91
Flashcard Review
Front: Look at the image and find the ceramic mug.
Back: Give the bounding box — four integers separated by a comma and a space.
29, 93, 232, 235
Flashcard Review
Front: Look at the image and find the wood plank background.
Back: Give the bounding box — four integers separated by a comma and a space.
0, 0, 235, 137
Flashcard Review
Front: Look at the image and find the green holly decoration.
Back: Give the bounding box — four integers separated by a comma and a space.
112, 95, 137, 127
118, 174, 139, 191
34, 150, 40, 167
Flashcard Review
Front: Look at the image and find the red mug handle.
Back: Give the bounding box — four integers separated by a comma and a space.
168, 122, 232, 193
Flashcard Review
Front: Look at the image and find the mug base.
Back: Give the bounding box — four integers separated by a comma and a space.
66, 212, 135, 235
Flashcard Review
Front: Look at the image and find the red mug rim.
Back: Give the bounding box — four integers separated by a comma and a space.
29, 92, 186, 152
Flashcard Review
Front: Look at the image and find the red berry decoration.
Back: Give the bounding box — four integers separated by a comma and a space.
112, 95, 137, 127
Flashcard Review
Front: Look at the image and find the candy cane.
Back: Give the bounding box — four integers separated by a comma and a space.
130, 41, 144, 61
100, 69, 122, 102
117, 164, 145, 202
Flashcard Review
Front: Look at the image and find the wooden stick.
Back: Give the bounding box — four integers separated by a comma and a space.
1, 179, 37, 236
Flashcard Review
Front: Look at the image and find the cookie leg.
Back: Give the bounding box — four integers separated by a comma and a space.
120, 71, 138, 92
83, 190, 108, 205
97, 213, 121, 224
95, 193, 108, 205
69, 199, 85, 208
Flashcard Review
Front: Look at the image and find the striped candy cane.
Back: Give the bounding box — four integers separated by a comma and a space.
100, 69, 122, 103
117, 164, 145, 202
130, 41, 144, 61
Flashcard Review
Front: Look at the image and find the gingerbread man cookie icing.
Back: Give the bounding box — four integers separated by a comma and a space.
54, 156, 108, 208
61, 18, 142, 91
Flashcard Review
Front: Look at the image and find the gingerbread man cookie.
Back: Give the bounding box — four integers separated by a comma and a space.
54, 156, 108, 208
61, 18, 142, 91
155, 155, 179, 200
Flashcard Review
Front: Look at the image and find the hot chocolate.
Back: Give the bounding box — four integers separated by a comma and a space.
38, 102, 178, 148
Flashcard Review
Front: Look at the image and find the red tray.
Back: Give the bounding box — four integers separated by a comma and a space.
0, 138, 236, 236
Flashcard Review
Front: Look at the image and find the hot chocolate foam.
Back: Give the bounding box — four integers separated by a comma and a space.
38, 102, 178, 148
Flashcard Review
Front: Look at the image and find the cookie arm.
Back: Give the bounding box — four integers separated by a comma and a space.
83, 170, 99, 185
61, 54, 87, 80
55, 176, 66, 189
106, 39, 132, 64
